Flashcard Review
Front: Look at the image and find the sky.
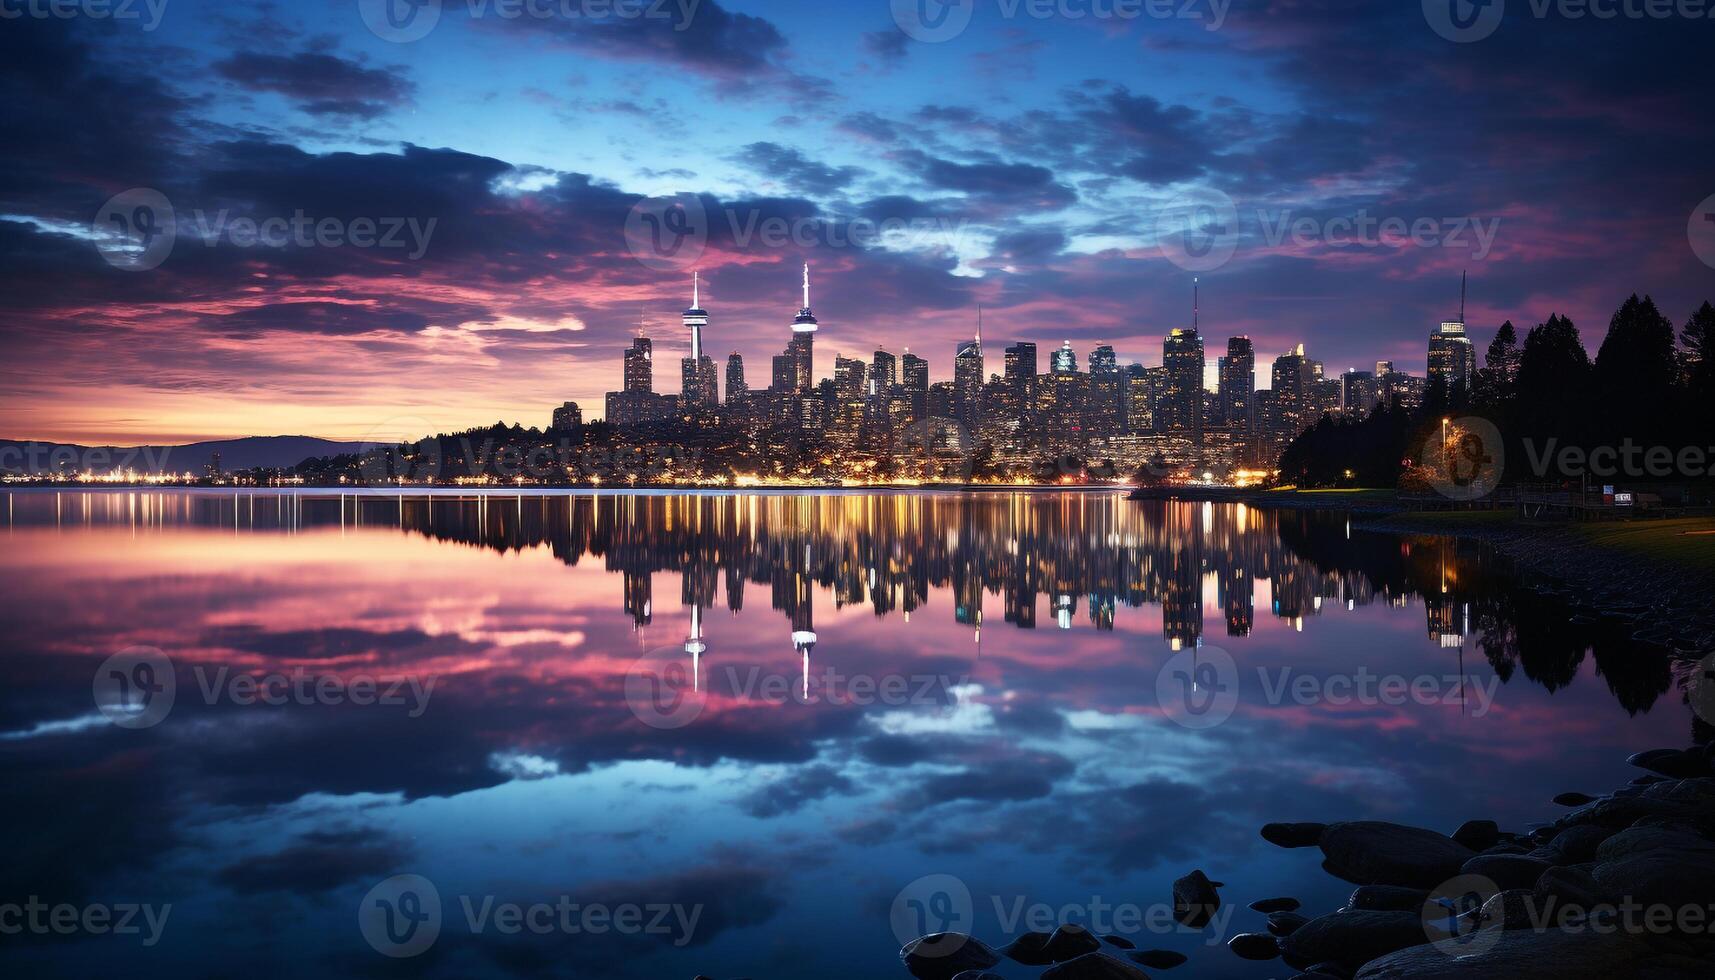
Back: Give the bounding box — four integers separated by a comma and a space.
2, 0, 1712, 444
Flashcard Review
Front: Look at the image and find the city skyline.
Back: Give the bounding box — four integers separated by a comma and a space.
4, 3, 1712, 446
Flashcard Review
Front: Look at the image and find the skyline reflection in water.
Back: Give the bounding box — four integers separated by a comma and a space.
0, 490, 1704, 980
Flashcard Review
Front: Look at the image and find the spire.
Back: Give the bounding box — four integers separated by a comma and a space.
693, 269, 700, 310
976, 305, 984, 347
1193, 276, 1200, 331
1459, 270, 1467, 324
803, 263, 811, 311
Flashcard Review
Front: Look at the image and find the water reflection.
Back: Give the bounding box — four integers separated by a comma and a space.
0, 490, 1701, 980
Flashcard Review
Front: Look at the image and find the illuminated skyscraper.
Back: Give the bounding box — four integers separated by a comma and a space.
1218, 336, 1254, 428
680, 272, 718, 408
1429, 274, 1477, 397
1161, 328, 1205, 441
726, 352, 747, 406
623, 336, 652, 393
871, 348, 897, 396
902, 350, 928, 419
954, 317, 984, 425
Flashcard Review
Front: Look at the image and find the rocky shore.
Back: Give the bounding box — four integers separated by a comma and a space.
892, 745, 1715, 979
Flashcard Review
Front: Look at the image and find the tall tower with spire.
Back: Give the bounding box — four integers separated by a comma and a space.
785, 263, 818, 394
681, 271, 718, 408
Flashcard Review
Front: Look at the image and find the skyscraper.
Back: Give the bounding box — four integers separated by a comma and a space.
1051, 340, 1077, 374
954, 330, 983, 425
623, 336, 652, 393
902, 350, 928, 420
870, 348, 896, 396
1004, 342, 1037, 404
1086, 344, 1121, 436
1217, 336, 1254, 428
726, 352, 747, 407
1161, 328, 1205, 440
1428, 274, 1477, 397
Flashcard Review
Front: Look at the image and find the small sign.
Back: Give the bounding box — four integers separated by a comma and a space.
1614, 493, 1634, 507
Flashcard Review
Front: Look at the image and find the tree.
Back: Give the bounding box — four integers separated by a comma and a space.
1592, 294, 1678, 441
1682, 301, 1715, 395
1476, 320, 1520, 409
1516, 314, 1590, 443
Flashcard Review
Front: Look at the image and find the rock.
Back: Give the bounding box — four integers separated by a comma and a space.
1476, 889, 1536, 932
1000, 931, 1054, 966
1354, 927, 1677, 979
1250, 896, 1302, 913
1319, 822, 1476, 888
1627, 748, 1709, 779
1552, 792, 1598, 807
1347, 885, 1430, 912
951, 974, 1006, 980
1531, 824, 1615, 865
1280, 910, 1429, 972
1459, 854, 1553, 891
1304, 963, 1352, 978
1532, 866, 1608, 910
1171, 870, 1222, 929
901, 934, 1002, 980
1100, 934, 1135, 950
1451, 820, 1500, 851
1044, 924, 1102, 962
1267, 911, 1310, 936
1040, 952, 1151, 979
1229, 933, 1282, 960
1128, 949, 1187, 969
1590, 826, 1715, 913
1263, 822, 1328, 848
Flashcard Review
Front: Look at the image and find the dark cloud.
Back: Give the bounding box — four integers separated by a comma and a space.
213, 51, 415, 119
733, 142, 867, 196
735, 763, 858, 817
861, 29, 910, 66
214, 829, 411, 895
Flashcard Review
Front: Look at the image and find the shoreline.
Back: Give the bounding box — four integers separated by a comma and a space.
1130, 486, 1715, 657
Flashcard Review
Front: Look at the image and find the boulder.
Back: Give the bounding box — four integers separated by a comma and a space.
1250, 896, 1302, 913
1531, 824, 1615, 865
1451, 820, 1501, 852
1044, 924, 1102, 962
1229, 933, 1282, 960
1476, 889, 1536, 932
1128, 949, 1187, 969
1590, 827, 1715, 913
1459, 854, 1552, 891
1001, 931, 1054, 966
951, 974, 1007, 980
1280, 910, 1429, 972
901, 934, 1002, 980
1354, 927, 1681, 979
1263, 822, 1329, 848
1553, 792, 1599, 807
1040, 952, 1151, 979
1347, 885, 1430, 912
1627, 749, 1709, 780
1100, 934, 1135, 950
1532, 866, 1608, 910
1267, 911, 1310, 936
1171, 870, 1222, 929
1320, 822, 1476, 888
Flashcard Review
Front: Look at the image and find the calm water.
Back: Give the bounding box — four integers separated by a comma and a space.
0, 490, 1701, 979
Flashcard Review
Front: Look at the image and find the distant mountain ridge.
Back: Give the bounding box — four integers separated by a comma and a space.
0, 436, 371, 475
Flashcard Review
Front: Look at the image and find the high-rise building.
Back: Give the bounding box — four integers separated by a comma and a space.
1051, 340, 1077, 374
1161, 328, 1205, 441
623, 336, 652, 393
902, 350, 928, 420
552, 402, 583, 430
1004, 342, 1037, 403
680, 272, 717, 408
954, 335, 983, 424
726, 352, 747, 406
1217, 337, 1254, 428
871, 348, 896, 396
834, 355, 865, 398
1125, 363, 1153, 433
1086, 344, 1122, 436
1428, 274, 1477, 397
1341, 370, 1378, 415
